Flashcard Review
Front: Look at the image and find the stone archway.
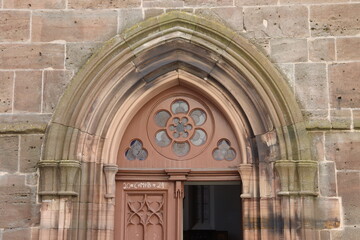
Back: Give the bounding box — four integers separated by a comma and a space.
38, 11, 317, 240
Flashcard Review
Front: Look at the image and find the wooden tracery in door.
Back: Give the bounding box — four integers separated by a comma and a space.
115, 86, 244, 240
116, 181, 177, 240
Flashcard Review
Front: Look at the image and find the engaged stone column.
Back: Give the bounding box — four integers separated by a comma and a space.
275, 160, 318, 240
238, 164, 259, 240
103, 164, 118, 240
38, 160, 81, 240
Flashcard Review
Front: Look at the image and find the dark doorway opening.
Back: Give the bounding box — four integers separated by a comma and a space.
183, 183, 242, 240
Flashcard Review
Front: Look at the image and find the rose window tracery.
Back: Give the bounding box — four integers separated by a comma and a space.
121, 90, 240, 163
148, 97, 213, 160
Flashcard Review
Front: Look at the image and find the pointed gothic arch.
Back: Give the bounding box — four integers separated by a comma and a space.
38, 11, 317, 240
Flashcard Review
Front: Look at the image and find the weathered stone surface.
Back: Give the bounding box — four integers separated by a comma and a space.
331, 229, 360, 240
353, 110, 360, 129
281, 0, 348, 3
236, 0, 277, 5
337, 37, 360, 61
3, 0, 65, 9
26, 173, 38, 186
0, 174, 39, 228
295, 63, 327, 109
304, 110, 331, 130
310, 4, 360, 37
337, 172, 360, 225
309, 132, 325, 162
250, 38, 270, 56
329, 63, 360, 108
0, 11, 30, 42
271, 38, 307, 62
43, 70, 72, 113
315, 198, 341, 229
68, 0, 141, 8
144, 9, 165, 19
244, 6, 309, 38
0, 113, 51, 134
3, 228, 31, 240
341, 228, 360, 240
331, 230, 344, 240
320, 230, 330, 240
195, 7, 243, 32
0, 44, 65, 69
14, 71, 42, 113
66, 42, 101, 72
330, 109, 351, 129
32, 11, 118, 42
0, 71, 13, 113
20, 135, 43, 173
184, 0, 233, 7
143, 0, 184, 7
309, 38, 335, 62
319, 161, 336, 197
118, 9, 143, 33
0, 136, 19, 173
276, 63, 294, 90
326, 132, 360, 170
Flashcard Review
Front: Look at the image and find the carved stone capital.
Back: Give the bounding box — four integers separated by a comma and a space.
38, 160, 59, 196
275, 160, 318, 197
38, 160, 81, 197
59, 160, 81, 196
297, 160, 318, 196
274, 160, 297, 196
238, 164, 254, 198
103, 164, 118, 199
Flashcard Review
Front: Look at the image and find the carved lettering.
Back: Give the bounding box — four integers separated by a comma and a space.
123, 182, 166, 189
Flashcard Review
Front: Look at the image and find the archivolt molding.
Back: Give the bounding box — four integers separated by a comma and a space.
39, 10, 315, 204
42, 11, 310, 161
40, 11, 315, 195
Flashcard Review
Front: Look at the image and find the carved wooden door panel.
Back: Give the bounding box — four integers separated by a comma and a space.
115, 181, 178, 240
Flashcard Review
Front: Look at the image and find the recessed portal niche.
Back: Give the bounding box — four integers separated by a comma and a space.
183, 183, 242, 240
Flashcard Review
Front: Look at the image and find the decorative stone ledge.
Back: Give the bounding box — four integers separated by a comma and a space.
38, 160, 81, 197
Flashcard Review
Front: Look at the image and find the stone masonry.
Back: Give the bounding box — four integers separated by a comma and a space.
0, 0, 359, 239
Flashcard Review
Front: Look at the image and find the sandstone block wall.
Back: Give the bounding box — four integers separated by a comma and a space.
0, 0, 359, 239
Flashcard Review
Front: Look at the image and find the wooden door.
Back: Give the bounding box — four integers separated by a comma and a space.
115, 181, 180, 240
